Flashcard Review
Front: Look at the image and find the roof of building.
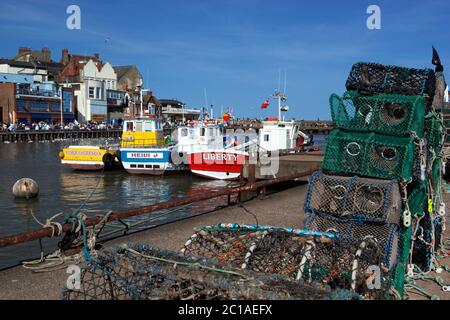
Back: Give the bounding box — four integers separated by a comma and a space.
159, 99, 184, 106
0, 58, 48, 70
113, 65, 142, 80
57, 55, 104, 82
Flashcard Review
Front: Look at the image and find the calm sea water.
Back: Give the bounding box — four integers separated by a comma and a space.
0, 134, 327, 269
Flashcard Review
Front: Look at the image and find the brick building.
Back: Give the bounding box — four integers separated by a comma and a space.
0, 82, 74, 124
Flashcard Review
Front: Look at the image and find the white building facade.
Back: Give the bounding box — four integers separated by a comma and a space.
69, 60, 117, 122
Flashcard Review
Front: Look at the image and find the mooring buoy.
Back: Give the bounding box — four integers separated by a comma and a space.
12, 178, 39, 199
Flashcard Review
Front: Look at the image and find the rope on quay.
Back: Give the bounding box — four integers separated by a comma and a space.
404, 237, 450, 299
21, 169, 106, 272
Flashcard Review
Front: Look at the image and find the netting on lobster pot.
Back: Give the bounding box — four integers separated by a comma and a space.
345, 62, 436, 98
304, 213, 400, 272
391, 185, 427, 297
305, 171, 402, 224
61, 244, 361, 300
425, 112, 445, 153
330, 92, 425, 137
181, 224, 391, 299
322, 129, 415, 180
411, 212, 434, 272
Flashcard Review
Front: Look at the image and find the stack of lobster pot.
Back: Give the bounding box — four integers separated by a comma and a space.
303, 62, 446, 298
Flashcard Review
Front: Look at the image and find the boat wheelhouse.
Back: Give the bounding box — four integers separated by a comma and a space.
175, 122, 252, 180
120, 118, 186, 175
258, 119, 303, 152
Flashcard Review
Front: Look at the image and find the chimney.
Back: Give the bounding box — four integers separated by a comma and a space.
61, 48, 69, 65
94, 53, 99, 60
41, 47, 51, 62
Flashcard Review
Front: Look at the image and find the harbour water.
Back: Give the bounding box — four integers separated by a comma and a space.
0, 134, 327, 269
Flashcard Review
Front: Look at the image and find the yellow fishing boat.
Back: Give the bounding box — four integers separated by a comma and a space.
59, 145, 120, 171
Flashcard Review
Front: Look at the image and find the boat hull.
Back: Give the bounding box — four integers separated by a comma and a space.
188, 151, 247, 180
120, 148, 187, 175
60, 146, 118, 171
61, 161, 104, 171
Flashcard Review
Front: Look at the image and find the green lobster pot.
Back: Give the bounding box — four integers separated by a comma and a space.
322, 129, 415, 180
425, 113, 445, 152
390, 184, 427, 298
330, 92, 425, 137
345, 62, 436, 99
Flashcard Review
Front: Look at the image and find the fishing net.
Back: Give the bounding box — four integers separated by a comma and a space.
181, 224, 392, 299
330, 92, 425, 137
322, 129, 415, 180
345, 62, 436, 99
61, 243, 362, 300
304, 171, 402, 224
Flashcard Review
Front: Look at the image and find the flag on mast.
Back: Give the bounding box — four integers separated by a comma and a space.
260, 98, 270, 109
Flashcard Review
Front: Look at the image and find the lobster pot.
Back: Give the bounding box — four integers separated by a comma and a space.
304, 213, 399, 271
408, 184, 427, 217
61, 244, 351, 300
322, 129, 415, 180
345, 62, 435, 98
181, 224, 338, 278
181, 224, 391, 299
412, 212, 434, 272
391, 225, 412, 298
330, 92, 425, 137
412, 140, 427, 184
425, 113, 445, 153
305, 171, 402, 224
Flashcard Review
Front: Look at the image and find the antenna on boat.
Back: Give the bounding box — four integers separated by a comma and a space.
283, 69, 287, 95
278, 69, 281, 93
204, 88, 208, 120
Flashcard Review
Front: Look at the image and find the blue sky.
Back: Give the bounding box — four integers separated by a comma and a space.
0, 0, 449, 120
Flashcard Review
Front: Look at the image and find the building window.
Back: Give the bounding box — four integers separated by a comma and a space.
96, 87, 102, 100
89, 87, 95, 99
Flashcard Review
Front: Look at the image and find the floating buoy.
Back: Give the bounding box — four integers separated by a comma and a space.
12, 178, 39, 199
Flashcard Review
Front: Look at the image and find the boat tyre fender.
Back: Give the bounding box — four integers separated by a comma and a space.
103, 153, 114, 168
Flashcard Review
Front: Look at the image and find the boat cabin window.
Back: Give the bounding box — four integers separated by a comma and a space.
144, 121, 154, 132
135, 121, 143, 132
208, 127, 214, 136
126, 122, 134, 132
264, 134, 270, 142
200, 128, 206, 137
180, 128, 188, 137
